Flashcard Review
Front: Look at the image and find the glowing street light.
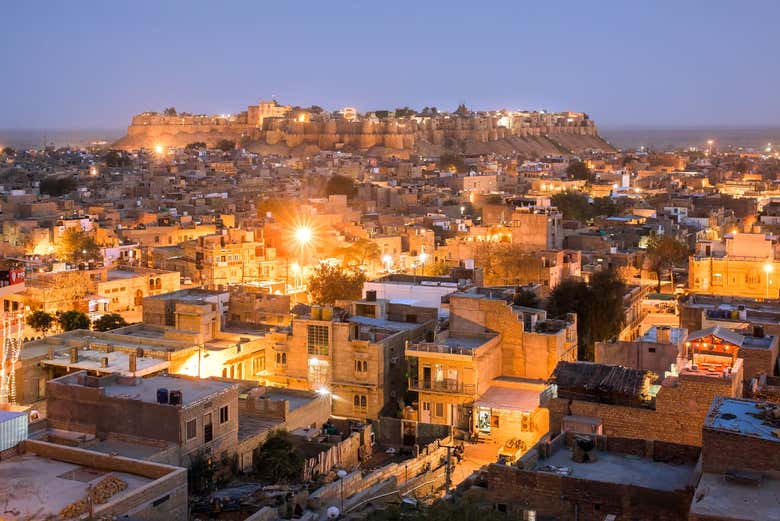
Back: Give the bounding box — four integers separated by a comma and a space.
154, 144, 164, 155
294, 226, 312, 246
764, 263, 774, 299
382, 254, 393, 271
419, 251, 428, 265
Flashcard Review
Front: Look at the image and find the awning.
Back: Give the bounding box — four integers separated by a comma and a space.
474, 386, 540, 412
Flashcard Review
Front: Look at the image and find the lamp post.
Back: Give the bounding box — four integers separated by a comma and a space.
336, 469, 348, 512
764, 263, 774, 300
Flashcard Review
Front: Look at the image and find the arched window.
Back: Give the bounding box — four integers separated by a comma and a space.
354, 395, 360, 407
149, 278, 155, 289
360, 396, 367, 408
155, 278, 162, 290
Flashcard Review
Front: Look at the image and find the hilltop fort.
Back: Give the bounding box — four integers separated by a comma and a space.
114, 100, 614, 156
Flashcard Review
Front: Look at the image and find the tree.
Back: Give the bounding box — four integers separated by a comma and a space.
438, 153, 468, 173
374, 110, 390, 119
551, 191, 591, 222
58, 310, 90, 332
394, 106, 416, 117
547, 269, 625, 360
92, 313, 128, 332
1, 146, 15, 156
325, 174, 357, 198
645, 233, 690, 292
163, 107, 177, 116
215, 139, 235, 152
565, 159, 593, 181
454, 103, 470, 116
185, 142, 207, 150
513, 289, 541, 308
307, 264, 366, 305
333, 238, 381, 268
26, 310, 55, 336
57, 228, 101, 264
104, 150, 132, 168
307, 105, 324, 114
252, 430, 304, 484
39, 176, 77, 197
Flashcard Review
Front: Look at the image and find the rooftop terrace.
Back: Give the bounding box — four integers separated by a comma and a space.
705, 397, 780, 442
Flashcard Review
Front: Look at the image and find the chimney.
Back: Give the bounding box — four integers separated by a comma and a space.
70, 347, 79, 364
129, 352, 137, 373
48, 346, 55, 360
100, 357, 109, 368
753, 325, 765, 338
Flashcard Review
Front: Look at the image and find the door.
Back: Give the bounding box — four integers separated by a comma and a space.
422, 366, 432, 389
204, 413, 213, 443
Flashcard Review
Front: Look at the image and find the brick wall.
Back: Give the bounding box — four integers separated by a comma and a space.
477, 461, 693, 521
701, 427, 780, 474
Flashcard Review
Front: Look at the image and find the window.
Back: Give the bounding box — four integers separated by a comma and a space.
354, 394, 367, 411
253, 356, 265, 375
422, 401, 430, 411
355, 360, 368, 374
219, 405, 229, 424
186, 419, 197, 441
648, 347, 656, 353
307, 325, 330, 355
276, 352, 287, 368
434, 403, 444, 418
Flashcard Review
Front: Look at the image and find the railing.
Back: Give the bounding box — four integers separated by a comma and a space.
408, 377, 475, 395
406, 342, 476, 357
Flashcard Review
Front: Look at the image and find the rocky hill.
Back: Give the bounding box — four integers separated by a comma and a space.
113, 104, 615, 157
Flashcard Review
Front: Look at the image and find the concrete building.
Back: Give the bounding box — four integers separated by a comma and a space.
689, 232, 780, 299
0, 440, 187, 520
595, 325, 688, 379
509, 207, 563, 251
45, 372, 239, 467
261, 298, 436, 420
405, 287, 577, 453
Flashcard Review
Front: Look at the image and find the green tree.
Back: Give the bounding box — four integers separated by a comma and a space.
58, 310, 90, 332
551, 191, 591, 222
307, 264, 366, 305
185, 142, 207, 150
104, 150, 132, 167
325, 174, 358, 198
565, 159, 593, 181
591, 196, 618, 217
513, 289, 541, 308
1, 147, 15, 156
394, 106, 417, 117
163, 107, 177, 116
92, 313, 128, 332
57, 228, 101, 264
547, 269, 625, 360
438, 153, 468, 173
252, 430, 305, 484
215, 139, 236, 152
645, 233, 690, 292
454, 103, 470, 116
26, 310, 55, 336
39, 176, 77, 196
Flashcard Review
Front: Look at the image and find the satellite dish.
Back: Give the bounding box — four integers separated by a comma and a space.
326, 506, 340, 519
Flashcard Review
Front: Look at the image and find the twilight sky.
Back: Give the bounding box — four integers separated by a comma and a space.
2, 0, 779, 129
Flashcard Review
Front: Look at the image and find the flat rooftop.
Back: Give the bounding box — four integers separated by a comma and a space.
690, 472, 780, 521
145, 288, 226, 301
640, 326, 686, 344
536, 447, 695, 492
100, 375, 236, 406
0, 453, 152, 520
348, 315, 422, 332
705, 397, 780, 442
43, 350, 168, 376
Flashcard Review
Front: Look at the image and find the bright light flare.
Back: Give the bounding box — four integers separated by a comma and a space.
764, 263, 774, 274
154, 144, 164, 154
294, 226, 313, 245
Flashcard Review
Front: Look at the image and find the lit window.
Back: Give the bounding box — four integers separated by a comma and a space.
307, 325, 330, 355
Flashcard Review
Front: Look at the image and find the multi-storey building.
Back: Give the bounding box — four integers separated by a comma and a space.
689, 232, 779, 299
406, 286, 577, 449
260, 296, 436, 420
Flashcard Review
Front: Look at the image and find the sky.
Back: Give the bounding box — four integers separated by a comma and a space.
2, 0, 779, 129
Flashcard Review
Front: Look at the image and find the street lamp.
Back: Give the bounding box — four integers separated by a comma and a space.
382, 254, 392, 272
294, 226, 312, 246
764, 263, 774, 299
336, 469, 348, 512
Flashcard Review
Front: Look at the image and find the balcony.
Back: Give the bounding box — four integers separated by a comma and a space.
406, 342, 477, 357
408, 377, 475, 395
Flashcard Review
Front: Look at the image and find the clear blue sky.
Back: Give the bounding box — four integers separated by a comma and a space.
2, 0, 779, 129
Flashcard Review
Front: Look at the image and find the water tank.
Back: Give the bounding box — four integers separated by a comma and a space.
157, 388, 169, 404
169, 390, 183, 406
311, 305, 322, 320
100, 357, 109, 368
366, 290, 377, 302
322, 306, 334, 321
